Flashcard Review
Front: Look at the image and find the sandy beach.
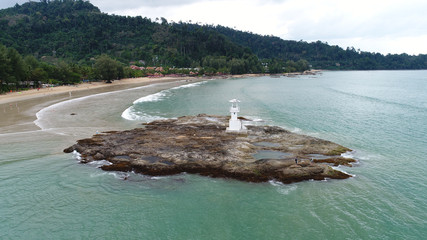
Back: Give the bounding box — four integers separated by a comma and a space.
0, 76, 207, 133
0, 76, 197, 105
0, 73, 275, 133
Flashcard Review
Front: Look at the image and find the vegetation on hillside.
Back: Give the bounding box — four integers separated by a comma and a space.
0, 0, 263, 71
207, 25, 427, 70
1, 0, 427, 93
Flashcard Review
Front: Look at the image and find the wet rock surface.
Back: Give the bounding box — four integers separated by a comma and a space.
64, 114, 356, 184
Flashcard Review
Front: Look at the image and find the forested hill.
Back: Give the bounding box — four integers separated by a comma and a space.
0, 0, 261, 72
1, 0, 427, 71
206, 25, 427, 70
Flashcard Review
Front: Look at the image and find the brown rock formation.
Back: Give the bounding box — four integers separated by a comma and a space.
64, 114, 356, 184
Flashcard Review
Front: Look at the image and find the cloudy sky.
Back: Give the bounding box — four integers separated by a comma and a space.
2, 0, 427, 55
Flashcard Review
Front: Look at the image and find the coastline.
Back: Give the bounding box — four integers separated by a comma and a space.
0, 76, 198, 105
0, 76, 209, 133
0, 72, 316, 133
0, 71, 316, 105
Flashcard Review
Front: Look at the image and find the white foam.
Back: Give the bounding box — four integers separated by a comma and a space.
133, 91, 167, 104
121, 106, 166, 122
150, 176, 168, 180
169, 81, 207, 90
291, 127, 302, 133
132, 81, 207, 104
34, 83, 164, 130
107, 172, 129, 180
204, 117, 221, 123
121, 107, 139, 121
240, 116, 264, 127
123, 81, 208, 121
268, 180, 282, 187
90, 171, 129, 180
342, 150, 374, 162
35, 100, 73, 130
90, 172, 108, 178
252, 118, 264, 122
332, 166, 355, 177
341, 151, 355, 159
72, 150, 81, 161
269, 180, 298, 195
88, 160, 113, 168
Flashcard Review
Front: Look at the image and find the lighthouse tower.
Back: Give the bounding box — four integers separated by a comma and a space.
226, 99, 246, 132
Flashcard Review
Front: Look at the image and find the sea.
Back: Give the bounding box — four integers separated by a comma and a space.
0, 71, 426, 239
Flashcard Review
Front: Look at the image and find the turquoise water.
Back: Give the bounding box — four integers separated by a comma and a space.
1, 71, 426, 239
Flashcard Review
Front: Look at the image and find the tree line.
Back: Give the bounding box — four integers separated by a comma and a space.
0, 1, 264, 69
2, 43, 293, 94
3, 0, 425, 94
0, 0, 311, 94
1, 0, 426, 71
208, 25, 427, 70
0, 1, 309, 75
0, 43, 120, 93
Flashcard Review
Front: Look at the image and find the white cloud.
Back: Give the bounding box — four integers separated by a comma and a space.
2, 0, 427, 54
0, 0, 26, 8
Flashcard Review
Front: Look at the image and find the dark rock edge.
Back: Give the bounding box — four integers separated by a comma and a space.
64, 114, 356, 184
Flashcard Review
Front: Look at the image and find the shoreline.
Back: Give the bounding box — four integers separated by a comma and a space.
0, 76, 195, 105
0, 76, 208, 133
0, 71, 319, 105
0, 72, 316, 133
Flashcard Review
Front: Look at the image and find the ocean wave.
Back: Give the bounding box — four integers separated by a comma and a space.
34, 99, 73, 130
132, 81, 207, 104
327, 87, 427, 112
169, 81, 207, 90
34, 83, 164, 130
291, 127, 302, 133
72, 150, 81, 161
121, 106, 166, 122
251, 118, 264, 122
133, 91, 167, 104
124, 81, 208, 121
341, 151, 356, 159
241, 116, 264, 127
332, 166, 356, 177
269, 180, 298, 195
88, 160, 113, 168
341, 150, 373, 164
89, 170, 129, 180
108, 172, 130, 180
150, 176, 169, 180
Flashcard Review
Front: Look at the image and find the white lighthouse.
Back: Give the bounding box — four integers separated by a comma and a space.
226, 99, 247, 132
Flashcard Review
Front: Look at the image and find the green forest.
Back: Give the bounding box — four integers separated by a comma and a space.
209, 25, 427, 70
1, 0, 427, 93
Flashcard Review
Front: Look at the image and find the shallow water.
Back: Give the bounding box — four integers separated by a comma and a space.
1, 71, 426, 239
252, 150, 292, 160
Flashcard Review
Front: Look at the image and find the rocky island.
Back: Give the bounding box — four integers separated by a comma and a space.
64, 114, 356, 184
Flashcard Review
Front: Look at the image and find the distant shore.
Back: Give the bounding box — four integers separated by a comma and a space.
0, 71, 320, 105
0, 74, 269, 105
0, 76, 193, 105
0, 72, 318, 132
0, 74, 264, 132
